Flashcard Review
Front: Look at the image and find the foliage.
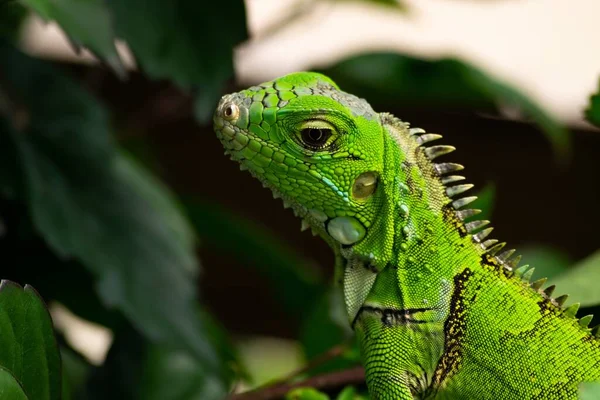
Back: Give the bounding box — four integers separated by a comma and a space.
0, 281, 61, 400
0, 0, 597, 398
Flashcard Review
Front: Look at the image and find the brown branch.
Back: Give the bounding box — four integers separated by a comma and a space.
228, 366, 365, 400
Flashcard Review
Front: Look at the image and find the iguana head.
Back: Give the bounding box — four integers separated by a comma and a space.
213, 72, 387, 247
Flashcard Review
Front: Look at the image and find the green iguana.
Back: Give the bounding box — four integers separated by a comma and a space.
213, 72, 600, 399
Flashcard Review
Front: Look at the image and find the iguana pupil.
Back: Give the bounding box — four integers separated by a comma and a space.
213, 71, 600, 400
301, 127, 331, 148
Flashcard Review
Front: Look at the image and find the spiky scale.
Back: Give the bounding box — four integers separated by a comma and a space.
514, 264, 530, 278
487, 242, 506, 255
481, 239, 498, 249
472, 227, 493, 242
592, 325, 600, 338
440, 175, 465, 185
446, 184, 474, 198
564, 302, 580, 318
579, 315, 594, 328
416, 133, 442, 145
530, 277, 547, 290
456, 209, 481, 220
521, 267, 535, 282
409, 127, 426, 135
544, 285, 556, 297
434, 162, 464, 175
555, 294, 569, 307
497, 249, 516, 263
301, 220, 310, 231
464, 220, 490, 233
452, 196, 477, 209
424, 145, 456, 160
506, 254, 521, 269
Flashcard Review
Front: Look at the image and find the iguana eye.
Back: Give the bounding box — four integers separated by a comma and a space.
301, 128, 332, 149
221, 103, 239, 121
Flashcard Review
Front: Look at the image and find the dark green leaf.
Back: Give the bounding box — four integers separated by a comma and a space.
19, 0, 124, 76
0, 281, 61, 400
585, 79, 600, 128
0, 2, 28, 42
85, 323, 228, 400
0, 44, 218, 367
469, 183, 495, 223
184, 199, 324, 315
321, 53, 569, 160
519, 245, 571, 282
0, 367, 29, 400
549, 250, 600, 307
105, 0, 247, 121
299, 287, 359, 375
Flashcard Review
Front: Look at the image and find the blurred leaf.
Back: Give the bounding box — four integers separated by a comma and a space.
0, 117, 21, 199
19, 0, 125, 76
0, 1, 28, 42
184, 199, 324, 315
237, 337, 304, 388
286, 387, 330, 400
549, 250, 600, 307
585, 80, 600, 128
579, 381, 600, 400
321, 53, 569, 160
300, 287, 359, 376
85, 322, 228, 400
0, 281, 61, 400
0, 367, 29, 400
469, 183, 495, 223
336, 386, 367, 400
0, 45, 218, 368
105, 0, 247, 122
59, 342, 92, 400
519, 245, 571, 282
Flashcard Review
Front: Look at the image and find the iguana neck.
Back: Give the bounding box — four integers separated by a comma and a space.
341, 113, 483, 272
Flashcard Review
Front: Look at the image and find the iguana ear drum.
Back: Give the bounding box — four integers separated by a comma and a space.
353, 171, 378, 200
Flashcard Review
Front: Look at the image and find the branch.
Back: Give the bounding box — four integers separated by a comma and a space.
228, 366, 365, 400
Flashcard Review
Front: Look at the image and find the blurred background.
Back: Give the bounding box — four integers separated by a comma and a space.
1, 0, 599, 399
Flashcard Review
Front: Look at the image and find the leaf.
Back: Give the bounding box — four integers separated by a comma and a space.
469, 183, 495, 223
585, 79, 600, 128
0, 281, 61, 400
299, 288, 360, 376
0, 367, 29, 400
320, 53, 569, 160
286, 387, 330, 400
105, 0, 248, 122
579, 381, 600, 400
19, 0, 125, 76
0, 1, 28, 43
183, 198, 324, 316
85, 322, 229, 400
519, 245, 571, 282
549, 250, 600, 307
0, 45, 218, 368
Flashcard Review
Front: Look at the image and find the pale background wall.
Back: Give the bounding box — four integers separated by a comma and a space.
22, 0, 600, 127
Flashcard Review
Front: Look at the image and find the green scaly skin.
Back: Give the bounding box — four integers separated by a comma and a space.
213, 72, 600, 399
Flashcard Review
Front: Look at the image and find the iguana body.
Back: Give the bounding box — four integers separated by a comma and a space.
213, 72, 600, 399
